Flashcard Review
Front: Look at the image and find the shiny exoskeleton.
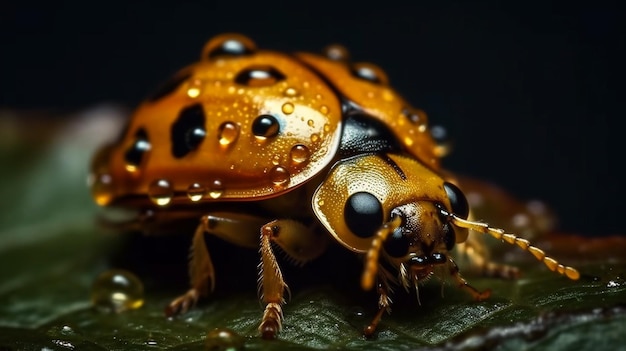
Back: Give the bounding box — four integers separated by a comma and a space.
89, 33, 579, 339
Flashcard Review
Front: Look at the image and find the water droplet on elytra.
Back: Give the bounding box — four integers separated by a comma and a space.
205, 327, 244, 351
186, 79, 203, 98
281, 102, 295, 115
289, 144, 310, 165
269, 165, 290, 187
209, 179, 224, 199
307, 119, 314, 127
148, 179, 174, 206
218, 121, 240, 146
91, 173, 114, 206
91, 269, 144, 313
271, 154, 282, 166
283, 87, 298, 97
187, 183, 206, 202
310, 133, 320, 143
319, 105, 329, 115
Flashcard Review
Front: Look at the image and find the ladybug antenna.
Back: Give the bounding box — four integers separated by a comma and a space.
445, 212, 580, 280
361, 215, 403, 291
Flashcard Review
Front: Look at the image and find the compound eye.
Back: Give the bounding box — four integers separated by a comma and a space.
384, 226, 409, 258
442, 223, 456, 251
443, 182, 469, 219
344, 192, 383, 238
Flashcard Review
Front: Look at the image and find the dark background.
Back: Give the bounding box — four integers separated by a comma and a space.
1, 2, 622, 237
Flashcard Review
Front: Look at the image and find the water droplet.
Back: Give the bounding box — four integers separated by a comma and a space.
283, 87, 298, 97
45, 324, 81, 338
203, 33, 256, 60
186, 79, 203, 98
148, 179, 174, 206
319, 105, 329, 115
271, 154, 282, 165
209, 179, 224, 199
187, 183, 206, 202
402, 107, 428, 131
145, 339, 158, 346
323, 123, 331, 133
281, 102, 295, 115
218, 121, 240, 146
289, 144, 310, 165
91, 173, 114, 206
205, 328, 244, 351
317, 199, 325, 207
307, 119, 315, 127
310, 133, 320, 143
269, 165, 290, 187
323, 44, 350, 61
91, 269, 144, 313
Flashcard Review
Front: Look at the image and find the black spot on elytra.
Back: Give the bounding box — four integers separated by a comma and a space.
124, 128, 151, 167
251, 114, 280, 138
171, 104, 206, 158
146, 71, 192, 102
234, 65, 286, 87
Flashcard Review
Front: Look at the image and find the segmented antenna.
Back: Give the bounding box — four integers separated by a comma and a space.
361, 216, 403, 290
449, 214, 580, 280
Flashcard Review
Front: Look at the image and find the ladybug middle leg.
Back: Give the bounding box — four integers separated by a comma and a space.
165, 212, 327, 339
258, 219, 328, 339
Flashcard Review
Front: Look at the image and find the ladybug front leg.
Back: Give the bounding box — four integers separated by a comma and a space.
165, 212, 267, 316
447, 257, 491, 301
258, 219, 328, 339
363, 267, 394, 338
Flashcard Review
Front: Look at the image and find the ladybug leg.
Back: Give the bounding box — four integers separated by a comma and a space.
363, 268, 394, 338
165, 212, 268, 317
258, 219, 328, 339
447, 257, 491, 301
165, 222, 211, 316
456, 238, 520, 279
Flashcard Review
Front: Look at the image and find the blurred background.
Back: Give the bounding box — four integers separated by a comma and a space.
1, 2, 622, 237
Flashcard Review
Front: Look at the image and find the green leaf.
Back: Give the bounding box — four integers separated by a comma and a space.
1, 109, 625, 350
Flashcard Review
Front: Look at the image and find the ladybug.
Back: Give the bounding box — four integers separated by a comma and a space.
89, 33, 580, 339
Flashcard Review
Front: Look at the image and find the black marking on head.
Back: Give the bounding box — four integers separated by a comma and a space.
234, 65, 286, 87
252, 114, 280, 138
339, 112, 402, 158
171, 103, 206, 158
207, 37, 255, 59
146, 71, 192, 102
380, 154, 407, 181
124, 128, 151, 167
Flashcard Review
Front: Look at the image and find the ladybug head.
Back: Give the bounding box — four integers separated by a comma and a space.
312, 153, 471, 291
